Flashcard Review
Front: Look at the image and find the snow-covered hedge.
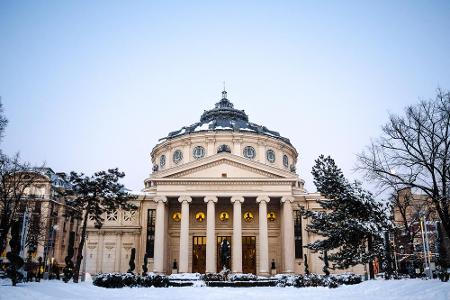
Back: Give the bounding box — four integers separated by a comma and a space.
93, 273, 169, 288
228, 273, 258, 282
92, 272, 361, 289
275, 273, 362, 288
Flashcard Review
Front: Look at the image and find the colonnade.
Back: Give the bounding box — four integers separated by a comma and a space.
152, 195, 295, 275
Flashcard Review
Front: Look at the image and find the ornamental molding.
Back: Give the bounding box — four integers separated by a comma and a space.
153, 179, 294, 186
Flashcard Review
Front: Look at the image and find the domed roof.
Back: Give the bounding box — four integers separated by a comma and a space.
159, 90, 291, 145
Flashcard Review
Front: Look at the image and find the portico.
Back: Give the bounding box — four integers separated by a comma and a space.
150, 189, 296, 276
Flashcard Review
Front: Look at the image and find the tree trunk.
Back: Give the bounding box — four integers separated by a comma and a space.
73, 211, 88, 283
367, 235, 375, 279
0, 219, 10, 255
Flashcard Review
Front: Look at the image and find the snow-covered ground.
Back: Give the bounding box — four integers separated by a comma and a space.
0, 278, 448, 300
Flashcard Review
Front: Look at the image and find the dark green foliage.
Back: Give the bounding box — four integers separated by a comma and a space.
63, 231, 75, 283
301, 155, 391, 269
142, 254, 148, 276
6, 221, 24, 286
127, 248, 136, 273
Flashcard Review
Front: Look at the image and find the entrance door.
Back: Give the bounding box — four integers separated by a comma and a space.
217, 236, 232, 271
242, 236, 256, 274
192, 236, 206, 274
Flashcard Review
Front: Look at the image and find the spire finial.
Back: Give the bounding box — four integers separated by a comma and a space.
222, 81, 227, 99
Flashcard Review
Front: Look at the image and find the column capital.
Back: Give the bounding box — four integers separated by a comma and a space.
204, 196, 218, 203
256, 195, 270, 203
178, 195, 192, 203
230, 196, 244, 203
153, 196, 167, 203
281, 196, 295, 203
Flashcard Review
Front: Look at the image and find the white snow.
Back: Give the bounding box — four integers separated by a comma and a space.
1, 279, 448, 300
168, 273, 202, 280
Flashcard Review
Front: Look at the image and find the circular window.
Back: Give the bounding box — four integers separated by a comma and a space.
266, 150, 276, 163
173, 150, 183, 164
243, 146, 256, 159
193, 146, 205, 159
160, 155, 166, 168
283, 154, 289, 168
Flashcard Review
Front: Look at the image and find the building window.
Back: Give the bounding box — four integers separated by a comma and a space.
146, 209, 156, 258
283, 154, 289, 168
266, 149, 276, 163
294, 210, 303, 258
173, 150, 183, 164
193, 146, 205, 159
160, 155, 166, 168
243, 146, 256, 159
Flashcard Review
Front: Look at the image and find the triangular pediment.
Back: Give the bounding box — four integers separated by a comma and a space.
152, 153, 296, 180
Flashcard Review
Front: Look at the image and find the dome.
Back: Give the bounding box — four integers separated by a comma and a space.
159, 90, 291, 145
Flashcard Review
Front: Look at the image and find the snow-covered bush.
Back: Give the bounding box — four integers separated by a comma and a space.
93, 273, 169, 288
201, 273, 226, 282
332, 273, 362, 285
228, 273, 257, 282
275, 273, 361, 288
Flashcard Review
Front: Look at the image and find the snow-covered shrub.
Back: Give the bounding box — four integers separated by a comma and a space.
201, 273, 226, 282
228, 273, 257, 282
93, 272, 169, 288
274, 274, 299, 287
93, 273, 131, 288
332, 273, 362, 285
153, 274, 170, 287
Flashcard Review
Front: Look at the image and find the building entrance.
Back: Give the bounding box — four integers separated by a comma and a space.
242, 236, 256, 274
192, 236, 206, 273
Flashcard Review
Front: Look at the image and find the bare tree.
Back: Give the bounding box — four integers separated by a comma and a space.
0, 154, 44, 255
0, 98, 8, 144
357, 88, 450, 240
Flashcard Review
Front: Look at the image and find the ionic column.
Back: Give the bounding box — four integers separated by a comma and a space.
153, 196, 167, 274
257, 195, 270, 276
281, 196, 295, 273
231, 196, 244, 273
178, 195, 192, 273
204, 196, 218, 274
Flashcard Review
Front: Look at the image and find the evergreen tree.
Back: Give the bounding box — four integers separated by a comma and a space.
66, 168, 136, 283
301, 155, 391, 269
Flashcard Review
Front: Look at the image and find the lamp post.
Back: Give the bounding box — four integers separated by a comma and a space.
419, 216, 431, 279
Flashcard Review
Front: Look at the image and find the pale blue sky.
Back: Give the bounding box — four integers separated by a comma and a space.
1, 1, 450, 192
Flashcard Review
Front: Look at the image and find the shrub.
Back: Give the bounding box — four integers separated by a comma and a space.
228, 273, 257, 282
201, 273, 226, 282
93, 273, 169, 288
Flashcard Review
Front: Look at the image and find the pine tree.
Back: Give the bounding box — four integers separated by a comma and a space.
300, 155, 391, 270
66, 168, 136, 283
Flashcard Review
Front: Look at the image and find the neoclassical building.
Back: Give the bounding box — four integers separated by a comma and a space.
85, 91, 364, 276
